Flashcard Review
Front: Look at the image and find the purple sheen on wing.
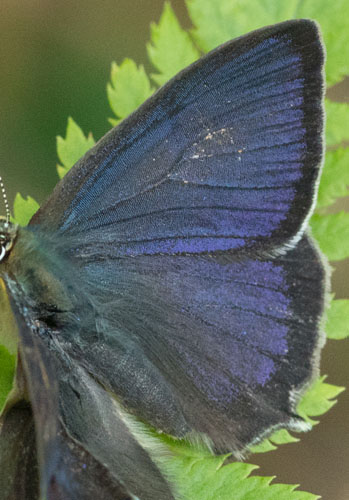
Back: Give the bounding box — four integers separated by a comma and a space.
160, 256, 290, 403
56, 33, 310, 257
115, 237, 247, 256
174, 339, 277, 407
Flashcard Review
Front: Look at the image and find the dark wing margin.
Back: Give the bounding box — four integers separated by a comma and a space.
31, 20, 324, 257
63, 233, 327, 455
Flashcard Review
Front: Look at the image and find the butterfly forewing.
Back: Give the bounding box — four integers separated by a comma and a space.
32, 20, 324, 258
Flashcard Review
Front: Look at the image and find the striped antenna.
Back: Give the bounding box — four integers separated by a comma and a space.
0, 176, 10, 224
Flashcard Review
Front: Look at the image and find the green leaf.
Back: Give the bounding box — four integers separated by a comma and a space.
326, 299, 349, 339
250, 439, 277, 454
326, 100, 349, 147
251, 429, 299, 454
147, 2, 200, 86
160, 442, 319, 500
310, 212, 349, 261
0, 283, 18, 358
270, 429, 299, 446
107, 58, 153, 125
317, 147, 349, 209
13, 193, 40, 227
0, 346, 15, 412
0, 280, 19, 414
187, 0, 301, 51
56, 117, 95, 178
186, 0, 349, 86
297, 376, 345, 425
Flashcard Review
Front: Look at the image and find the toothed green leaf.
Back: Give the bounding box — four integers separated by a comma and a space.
317, 147, 349, 209
250, 429, 299, 454
186, 0, 349, 86
57, 117, 95, 178
310, 212, 349, 261
0, 346, 15, 413
107, 58, 153, 125
187, 0, 301, 51
326, 100, 349, 147
160, 440, 319, 500
297, 376, 345, 425
250, 439, 278, 454
326, 299, 349, 339
0, 280, 19, 415
269, 429, 299, 446
13, 193, 40, 227
147, 2, 199, 86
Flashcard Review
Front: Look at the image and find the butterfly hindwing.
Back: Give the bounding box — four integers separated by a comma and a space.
56, 353, 175, 500
56, 234, 326, 454
5, 289, 173, 499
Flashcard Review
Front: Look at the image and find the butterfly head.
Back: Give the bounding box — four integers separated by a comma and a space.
0, 176, 18, 262
0, 217, 18, 262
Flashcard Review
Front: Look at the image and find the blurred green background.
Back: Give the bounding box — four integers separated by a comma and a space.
0, 1, 348, 499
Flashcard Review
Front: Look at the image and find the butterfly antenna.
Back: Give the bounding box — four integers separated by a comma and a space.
0, 176, 10, 225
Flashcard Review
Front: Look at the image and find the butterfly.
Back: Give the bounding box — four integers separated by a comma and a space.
0, 19, 326, 500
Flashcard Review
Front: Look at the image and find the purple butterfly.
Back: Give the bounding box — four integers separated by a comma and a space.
0, 19, 325, 500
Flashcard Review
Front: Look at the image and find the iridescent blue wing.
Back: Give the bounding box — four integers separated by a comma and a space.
25, 18, 325, 473
32, 20, 324, 257
56, 233, 326, 454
